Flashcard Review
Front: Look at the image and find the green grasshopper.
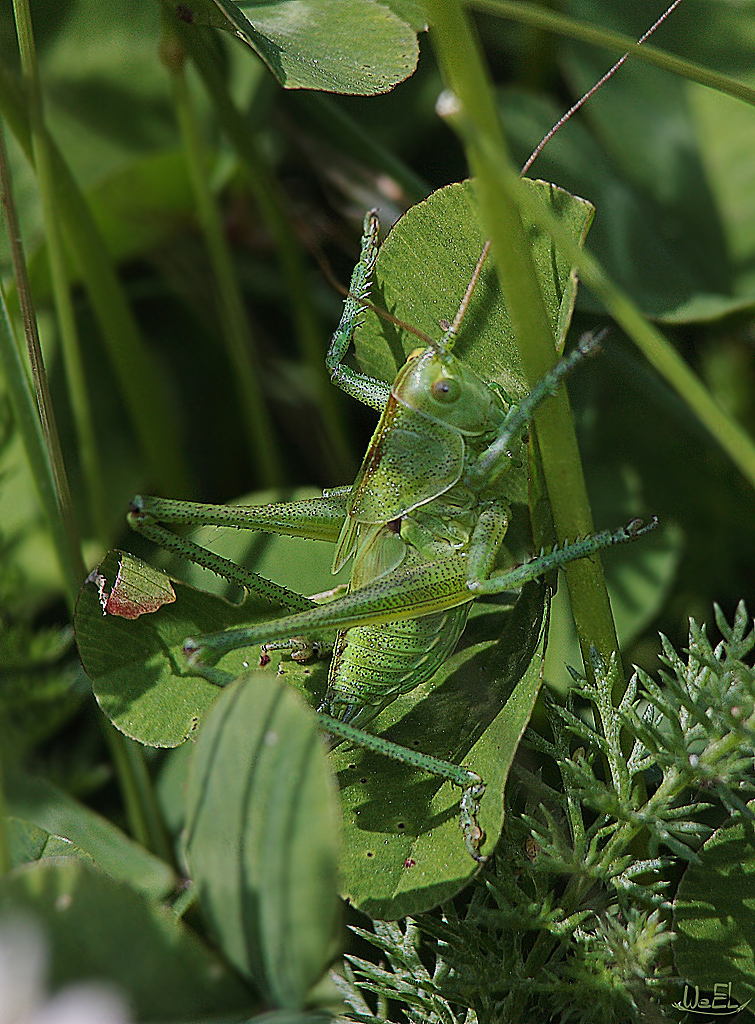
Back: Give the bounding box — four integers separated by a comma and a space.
127, 207, 657, 860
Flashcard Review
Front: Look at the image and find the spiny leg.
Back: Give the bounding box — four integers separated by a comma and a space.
325, 210, 391, 412
128, 490, 349, 614
468, 329, 605, 490
130, 492, 347, 540
467, 517, 659, 598
182, 516, 657, 661
318, 712, 487, 862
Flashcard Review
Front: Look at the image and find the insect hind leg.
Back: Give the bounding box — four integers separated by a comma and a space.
317, 712, 488, 862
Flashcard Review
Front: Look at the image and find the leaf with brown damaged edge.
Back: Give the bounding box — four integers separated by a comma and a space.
89, 551, 176, 619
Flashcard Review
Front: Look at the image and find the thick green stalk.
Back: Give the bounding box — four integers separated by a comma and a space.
424, 0, 621, 679
12, 0, 108, 542
163, 25, 283, 486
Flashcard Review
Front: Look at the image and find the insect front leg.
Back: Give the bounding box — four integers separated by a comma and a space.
468, 331, 603, 492
468, 517, 659, 599
325, 209, 391, 413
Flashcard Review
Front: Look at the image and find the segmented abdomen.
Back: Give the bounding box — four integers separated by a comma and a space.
324, 603, 469, 728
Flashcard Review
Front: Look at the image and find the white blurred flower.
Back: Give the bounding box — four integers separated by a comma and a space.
0, 917, 129, 1024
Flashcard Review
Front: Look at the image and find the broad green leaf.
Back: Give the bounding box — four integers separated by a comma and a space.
332, 582, 547, 919
0, 859, 254, 1021
501, 87, 738, 323
382, 1, 427, 32
78, 554, 545, 918
76, 548, 315, 747
185, 0, 419, 94
560, 1, 732, 322
3, 770, 175, 900
75, 515, 545, 920
354, 180, 594, 402
690, 80, 755, 306
5, 818, 88, 868
75, 548, 239, 747
673, 818, 755, 1012
185, 675, 341, 1008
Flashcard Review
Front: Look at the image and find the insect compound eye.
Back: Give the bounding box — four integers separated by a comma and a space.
431, 376, 461, 403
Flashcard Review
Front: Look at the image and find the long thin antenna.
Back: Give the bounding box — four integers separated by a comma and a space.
446, 0, 684, 344
440, 238, 491, 353
521, 0, 685, 175
354, 2, 684, 353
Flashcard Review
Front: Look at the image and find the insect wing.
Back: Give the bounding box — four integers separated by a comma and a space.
350, 523, 408, 588
333, 397, 464, 572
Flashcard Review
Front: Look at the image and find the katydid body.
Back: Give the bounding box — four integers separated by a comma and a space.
129, 211, 656, 859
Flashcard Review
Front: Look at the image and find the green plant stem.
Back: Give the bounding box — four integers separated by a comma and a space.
163, 25, 283, 486
424, 0, 621, 682
471, 0, 755, 109
102, 721, 176, 868
0, 123, 83, 605
484, 148, 755, 496
12, 0, 108, 543
0, 62, 190, 497
174, 17, 354, 478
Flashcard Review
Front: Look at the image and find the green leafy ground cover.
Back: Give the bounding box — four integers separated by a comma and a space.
1, 1, 755, 1021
